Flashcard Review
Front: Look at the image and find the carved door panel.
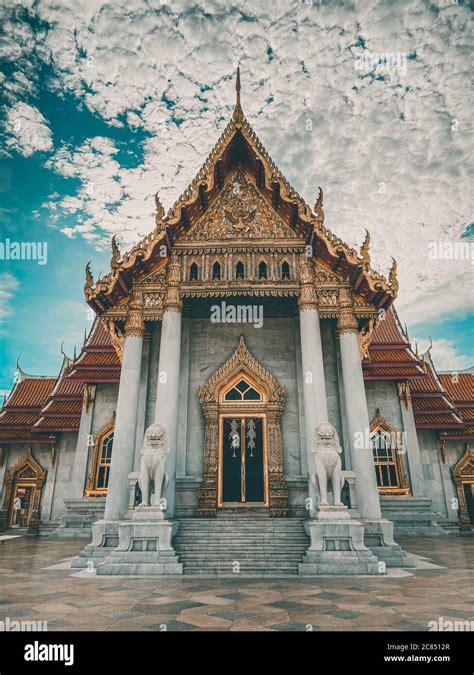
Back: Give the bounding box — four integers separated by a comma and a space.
463, 483, 474, 526
221, 417, 266, 504
9, 485, 34, 528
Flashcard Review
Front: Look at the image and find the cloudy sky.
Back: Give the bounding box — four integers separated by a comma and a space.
0, 0, 472, 392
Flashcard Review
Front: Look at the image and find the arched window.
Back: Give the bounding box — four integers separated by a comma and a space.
96, 432, 114, 490
370, 411, 410, 495
85, 415, 115, 497
281, 261, 290, 279
236, 261, 245, 279
189, 262, 199, 281
258, 261, 267, 279
223, 378, 262, 402
212, 261, 221, 280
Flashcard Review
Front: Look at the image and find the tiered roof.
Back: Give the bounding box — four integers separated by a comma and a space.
67, 319, 121, 384
410, 351, 464, 430
33, 356, 84, 433
0, 368, 56, 444
83, 69, 398, 316
363, 307, 425, 380
438, 371, 474, 440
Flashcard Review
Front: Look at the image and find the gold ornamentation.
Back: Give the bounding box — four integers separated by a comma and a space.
84, 413, 115, 497
110, 235, 121, 271
314, 186, 325, 227
83, 384, 96, 413
452, 444, 474, 531
317, 289, 339, 307
106, 320, 124, 361
196, 336, 288, 517
84, 262, 94, 300
389, 257, 399, 295
370, 411, 411, 495
1, 449, 47, 533
125, 290, 145, 336
360, 230, 371, 270
298, 258, 318, 311
358, 317, 376, 358
398, 382, 412, 409
84, 71, 396, 314
163, 255, 182, 312
155, 192, 166, 226
337, 311, 358, 334
182, 167, 298, 242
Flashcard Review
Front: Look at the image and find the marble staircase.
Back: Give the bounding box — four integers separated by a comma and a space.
173, 517, 310, 576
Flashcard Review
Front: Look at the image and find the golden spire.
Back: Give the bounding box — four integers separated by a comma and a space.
233, 66, 244, 124
110, 235, 121, 271
388, 257, 399, 295
314, 186, 325, 227
84, 261, 94, 298
154, 191, 165, 228
360, 229, 371, 269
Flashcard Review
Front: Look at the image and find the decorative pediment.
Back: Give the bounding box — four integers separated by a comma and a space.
199, 336, 284, 406
182, 167, 299, 243
370, 409, 396, 435
4, 448, 46, 485
453, 445, 474, 480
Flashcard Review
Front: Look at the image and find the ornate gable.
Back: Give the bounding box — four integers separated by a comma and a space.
182, 167, 299, 243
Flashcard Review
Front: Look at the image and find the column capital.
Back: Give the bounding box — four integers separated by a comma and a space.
298, 257, 318, 311
163, 254, 182, 313
125, 289, 145, 337
125, 309, 144, 337
336, 287, 358, 335
337, 311, 358, 335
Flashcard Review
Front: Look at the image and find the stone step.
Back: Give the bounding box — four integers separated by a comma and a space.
174, 518, 309, 576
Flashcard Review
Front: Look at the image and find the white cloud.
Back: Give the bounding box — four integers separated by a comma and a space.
4, 102, 53, 157
413, 336, 472, 372
0, 0, 472, 321
0, 272, 19, 328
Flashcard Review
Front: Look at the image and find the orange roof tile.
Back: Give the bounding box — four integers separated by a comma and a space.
5, 377, 56, 409
439, 372, 474, 403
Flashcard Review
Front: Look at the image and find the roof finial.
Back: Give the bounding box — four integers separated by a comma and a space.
360, 229, 371, 270
233, 66, 244, 124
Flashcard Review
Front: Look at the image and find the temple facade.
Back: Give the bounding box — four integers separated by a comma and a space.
1, 73, 473, 575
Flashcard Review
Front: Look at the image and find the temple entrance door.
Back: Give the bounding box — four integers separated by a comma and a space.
8, 485, 34, 528
220, 416, 267, 505
463, 483, 474, 527
1, 450, 47, 533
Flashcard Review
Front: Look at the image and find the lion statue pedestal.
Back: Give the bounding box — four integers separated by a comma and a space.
299, 422, 381, 576
95, 424, 183, 576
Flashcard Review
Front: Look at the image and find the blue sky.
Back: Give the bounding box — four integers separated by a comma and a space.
0, 0, 472, 393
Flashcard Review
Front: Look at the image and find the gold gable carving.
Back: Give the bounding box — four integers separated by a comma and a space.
182, 167, 299, 243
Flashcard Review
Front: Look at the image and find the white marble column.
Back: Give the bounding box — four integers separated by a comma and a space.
155, 256, 182, 517
70, 385, 95, 498
338, 308, 382, 520
299, 259, 328, 515
397, 383, 426, 497
104, 309, 144, 521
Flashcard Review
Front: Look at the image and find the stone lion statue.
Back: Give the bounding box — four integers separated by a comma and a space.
311, 422, 345, 506
138, 423, 170, 508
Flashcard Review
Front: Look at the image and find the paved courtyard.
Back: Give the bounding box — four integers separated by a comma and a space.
0, 535, 472, 631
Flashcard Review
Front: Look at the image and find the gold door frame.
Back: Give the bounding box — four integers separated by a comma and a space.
8, 484, 34, 528
196, 336, 289, 517
1, 449, 47, 534
218, 412, 269, 508
453, 445, 474, 531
